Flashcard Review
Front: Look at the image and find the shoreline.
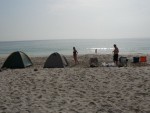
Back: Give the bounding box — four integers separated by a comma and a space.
0, 52, 150, 58
1, 53, 150, 68
0, 51, 150, 58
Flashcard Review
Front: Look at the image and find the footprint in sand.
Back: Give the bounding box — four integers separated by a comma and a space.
68, 109, 79, 113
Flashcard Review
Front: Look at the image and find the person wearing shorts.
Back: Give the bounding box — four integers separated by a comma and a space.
113, 44, 119, 66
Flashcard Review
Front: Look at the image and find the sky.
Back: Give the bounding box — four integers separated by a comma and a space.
0, 0, 150, 41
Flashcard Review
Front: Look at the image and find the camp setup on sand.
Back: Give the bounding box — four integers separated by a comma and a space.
1, 51, 33, 69
44, 52, 68, 68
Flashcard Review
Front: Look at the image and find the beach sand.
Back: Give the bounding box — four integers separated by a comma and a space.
0, 54, 150, 113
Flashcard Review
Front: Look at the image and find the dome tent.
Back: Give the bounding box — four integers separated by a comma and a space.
1, 51, 33, 69
44, 52, 68, 68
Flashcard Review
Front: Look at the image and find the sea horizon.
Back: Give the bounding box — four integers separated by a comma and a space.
1, 37, 150, 42
0, 38, 150, 57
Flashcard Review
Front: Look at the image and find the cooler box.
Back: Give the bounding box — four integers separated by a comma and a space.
119, 57, 128, 66
133, 57, 139, 63
119, 57, 127, 63
140, 56, 147, 62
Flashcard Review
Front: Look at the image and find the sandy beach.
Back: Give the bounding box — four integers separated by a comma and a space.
0, 54, 150, 113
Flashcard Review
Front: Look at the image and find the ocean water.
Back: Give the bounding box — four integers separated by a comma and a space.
0, 38, 150, 57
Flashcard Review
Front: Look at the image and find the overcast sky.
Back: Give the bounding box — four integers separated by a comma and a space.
0, 0, 150, 41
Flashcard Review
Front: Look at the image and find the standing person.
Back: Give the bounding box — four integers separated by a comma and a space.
73, 47, 78, 64
113, 44, 119, 66
95, 49, 97, 54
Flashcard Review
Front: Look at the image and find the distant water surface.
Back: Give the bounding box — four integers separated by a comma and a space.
0, 38, 150, 57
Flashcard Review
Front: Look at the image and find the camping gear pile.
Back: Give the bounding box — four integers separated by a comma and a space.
133, 56, 147, 63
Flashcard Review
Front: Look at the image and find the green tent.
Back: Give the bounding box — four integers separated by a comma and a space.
44, 52, 68, 68
2, 51, 33, 69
